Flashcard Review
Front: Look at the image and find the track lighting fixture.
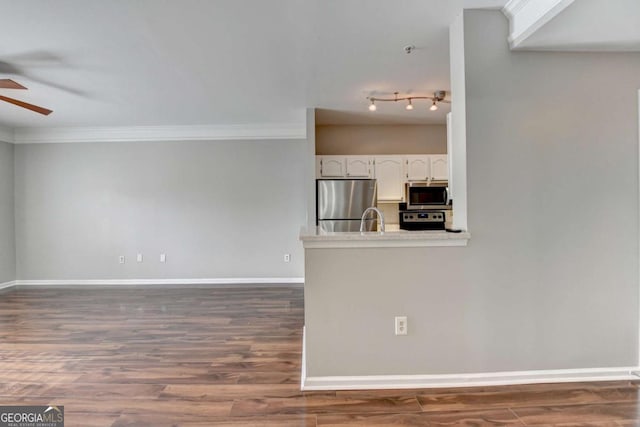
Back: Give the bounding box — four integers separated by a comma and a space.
366, 90, 449, 112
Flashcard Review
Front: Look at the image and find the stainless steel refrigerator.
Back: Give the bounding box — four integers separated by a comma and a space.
316, 179, 378, 232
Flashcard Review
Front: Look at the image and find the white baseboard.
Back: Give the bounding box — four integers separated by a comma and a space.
10, 277, 304, 288
301, 324, 639, 391
301, 326, 307, 390
301, 366, 640, 391
0, 280, 16, 290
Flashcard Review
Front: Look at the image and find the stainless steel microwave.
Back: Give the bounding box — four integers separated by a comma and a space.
405, 182, 450, 210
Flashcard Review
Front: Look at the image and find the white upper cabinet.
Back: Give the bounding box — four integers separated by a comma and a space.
405, 155, 430, 181
316, 156, 372, 178
374, 156, 405, 202
316, 154, 449, 196
317, 156, 346, 178
345, 156, 372, 178
430, 155, 448, 181
404, 155, 449, 181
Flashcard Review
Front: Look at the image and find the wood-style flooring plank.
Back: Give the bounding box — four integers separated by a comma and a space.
111, 414, 318, 427
417, 383, 640, 412
230, 395, 422, 416
512, 402, 640, 424
160, 383, 311, 399
317, 408, 525, 426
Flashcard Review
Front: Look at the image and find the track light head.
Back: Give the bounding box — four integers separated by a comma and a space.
433, 90, 446, 102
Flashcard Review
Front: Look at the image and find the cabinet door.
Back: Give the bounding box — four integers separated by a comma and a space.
430, 155, 448, 181
345, 156, 372, 178
318, 156, 346, 177
374, 156, 405, 202
405, 155, 430, 181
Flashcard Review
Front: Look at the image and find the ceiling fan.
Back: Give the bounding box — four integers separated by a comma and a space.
0, 79, 52, 115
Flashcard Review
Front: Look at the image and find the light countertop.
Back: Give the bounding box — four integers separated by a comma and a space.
299, 227, 470, 248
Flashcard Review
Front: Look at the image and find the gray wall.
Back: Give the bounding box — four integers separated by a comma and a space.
305, 10, 640, 376
0, 141, 15, 284
14, 139, 307, 280
316, 125, 446, 155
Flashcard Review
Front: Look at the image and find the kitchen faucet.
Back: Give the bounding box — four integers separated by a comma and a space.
360, 207, 385, 233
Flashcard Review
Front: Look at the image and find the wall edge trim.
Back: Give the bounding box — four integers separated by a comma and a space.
301, 366, 640, 391
0, 280, 16, 290
13, 278, 304, 287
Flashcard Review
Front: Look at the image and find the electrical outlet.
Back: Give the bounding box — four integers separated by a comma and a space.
283, 253, 291, 263
137, 253, 143, 263
118, 255, 125, 264
160, 254, 166, 263
395, 316, 408, 335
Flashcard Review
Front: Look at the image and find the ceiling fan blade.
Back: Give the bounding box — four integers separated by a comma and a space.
0, 95, 52, 115
3, 50, 62, 64
0, 79, 26, 89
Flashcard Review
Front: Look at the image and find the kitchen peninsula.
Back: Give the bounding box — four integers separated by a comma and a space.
299, 226, 470, 391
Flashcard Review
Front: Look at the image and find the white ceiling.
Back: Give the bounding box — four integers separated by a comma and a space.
2, 1, 637, 133
2, 0, 509, 130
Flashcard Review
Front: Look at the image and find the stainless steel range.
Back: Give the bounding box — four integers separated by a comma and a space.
399, 210, 446, 230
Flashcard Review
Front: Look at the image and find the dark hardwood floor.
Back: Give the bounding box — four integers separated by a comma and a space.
0, 286, 639, 426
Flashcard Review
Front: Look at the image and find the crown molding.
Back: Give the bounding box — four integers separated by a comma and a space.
11, 123, 307, 144
0, 125, 14, 143
502, 0, 530, 18
502, 0, 575, 49
463, 0, 509, 10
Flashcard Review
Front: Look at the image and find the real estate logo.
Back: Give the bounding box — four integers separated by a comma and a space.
0, 406, 64, 427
